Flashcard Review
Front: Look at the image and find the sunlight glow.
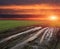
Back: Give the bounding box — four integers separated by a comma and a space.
49, 15, 58, 21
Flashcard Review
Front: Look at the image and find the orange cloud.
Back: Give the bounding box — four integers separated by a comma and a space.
0, 4, 60, 10
0, 4, 60, 16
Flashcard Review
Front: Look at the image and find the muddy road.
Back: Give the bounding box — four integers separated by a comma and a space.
0, 25, 60, 49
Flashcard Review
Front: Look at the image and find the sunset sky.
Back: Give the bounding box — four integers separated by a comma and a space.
0, 0, 60, 19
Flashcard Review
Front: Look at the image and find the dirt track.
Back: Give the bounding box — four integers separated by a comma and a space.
0, 25, 60, 49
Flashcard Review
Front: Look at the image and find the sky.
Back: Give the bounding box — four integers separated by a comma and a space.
0, 0, 60, 5
0, 0, 60, 19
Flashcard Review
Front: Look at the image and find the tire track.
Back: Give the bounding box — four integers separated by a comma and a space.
40, 28, 49, 43
0, 27, 42, 43
47, 28, 54, 41
0, 26, 59, 49
10, 27, 48, 49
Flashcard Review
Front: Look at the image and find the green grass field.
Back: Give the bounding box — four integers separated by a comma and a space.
0, 20, 42, 31
0, 20, 60, 31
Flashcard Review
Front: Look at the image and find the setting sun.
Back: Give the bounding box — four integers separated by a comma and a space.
48, 15, 58, 21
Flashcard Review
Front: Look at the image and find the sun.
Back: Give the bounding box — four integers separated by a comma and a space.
48, 15, 58, 21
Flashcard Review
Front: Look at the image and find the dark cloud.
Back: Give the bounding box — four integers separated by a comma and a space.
0, 0, 60, 5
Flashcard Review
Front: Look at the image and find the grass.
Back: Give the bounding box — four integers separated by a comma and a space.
0, 20, 42, 31
0, 20, 60, 31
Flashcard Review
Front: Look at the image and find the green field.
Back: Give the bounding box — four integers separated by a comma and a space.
0, 20, 60, 31
0, 20, 42, 31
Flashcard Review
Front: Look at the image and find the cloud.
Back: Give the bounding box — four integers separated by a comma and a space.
0, 4, 60, 16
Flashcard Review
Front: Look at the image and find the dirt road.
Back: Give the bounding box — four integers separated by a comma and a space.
0, 25, 60, 49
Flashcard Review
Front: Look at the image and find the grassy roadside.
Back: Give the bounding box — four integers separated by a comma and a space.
0, 20, 42, 31
0, 20, 60, 31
